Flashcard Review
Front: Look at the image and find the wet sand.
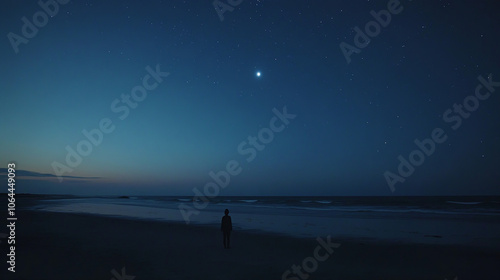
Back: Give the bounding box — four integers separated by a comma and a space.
1, 208, 499, 280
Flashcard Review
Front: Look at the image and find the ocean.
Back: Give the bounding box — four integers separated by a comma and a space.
31, 195, 500, 247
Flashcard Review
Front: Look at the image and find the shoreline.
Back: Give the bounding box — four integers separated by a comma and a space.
33, 200, 500, 250
1, 209, 499, 279
35, 207, 500, 250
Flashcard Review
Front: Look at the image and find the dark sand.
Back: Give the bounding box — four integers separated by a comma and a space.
1, 209, 500, 280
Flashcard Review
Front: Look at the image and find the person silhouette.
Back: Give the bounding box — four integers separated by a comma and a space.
221, 209, 232, 249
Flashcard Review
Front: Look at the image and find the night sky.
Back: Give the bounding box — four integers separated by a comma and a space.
1, 0, 499, 196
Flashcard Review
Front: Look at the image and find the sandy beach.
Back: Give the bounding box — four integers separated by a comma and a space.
2, 206, 500, 280
3, 0, 500, 279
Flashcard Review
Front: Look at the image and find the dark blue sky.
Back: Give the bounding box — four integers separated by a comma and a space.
1, 0, 499, 196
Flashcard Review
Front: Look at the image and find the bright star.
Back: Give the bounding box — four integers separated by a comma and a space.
256, 71, 261, 77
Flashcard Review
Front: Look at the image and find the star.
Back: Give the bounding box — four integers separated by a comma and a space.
256, 71, 261, 77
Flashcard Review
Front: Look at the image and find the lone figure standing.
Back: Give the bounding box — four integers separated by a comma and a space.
221, 209, 232, 249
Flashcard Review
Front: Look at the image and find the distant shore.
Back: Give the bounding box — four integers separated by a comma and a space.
1, 207, 500, 279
